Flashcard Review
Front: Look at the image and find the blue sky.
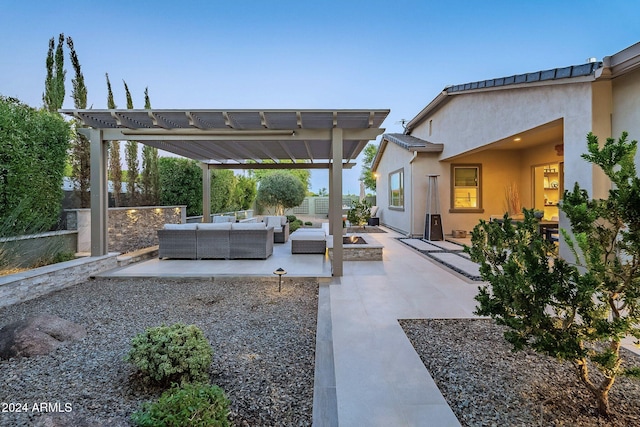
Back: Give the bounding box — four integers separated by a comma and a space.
2, 0, 639, 194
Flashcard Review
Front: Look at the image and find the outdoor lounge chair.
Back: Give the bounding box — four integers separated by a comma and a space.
263, 215, 289, 243
367, 205, 380, 226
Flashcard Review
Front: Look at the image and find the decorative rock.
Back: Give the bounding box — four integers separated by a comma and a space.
0, 315, 86, 359
34, 414, 104, 427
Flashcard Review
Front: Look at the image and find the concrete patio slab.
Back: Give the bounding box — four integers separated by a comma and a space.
429, 252, 481, 278
423, 240, 465, 251
401, 239, 443, 251
98, 238, 331, 278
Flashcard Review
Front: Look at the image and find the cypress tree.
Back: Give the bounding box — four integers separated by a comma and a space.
42, 34, 66, 112
67, 36, 90, 207
123, 80, 139, 206
106, 73, 123, 207
54, 33, 65, 107
141, 87, 160, 205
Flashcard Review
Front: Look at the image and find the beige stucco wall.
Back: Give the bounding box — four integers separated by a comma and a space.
374, 141, 414, 235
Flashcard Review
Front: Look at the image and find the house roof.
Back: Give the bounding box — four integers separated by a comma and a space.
371, 133, 443, 172
445, 61, 602, 94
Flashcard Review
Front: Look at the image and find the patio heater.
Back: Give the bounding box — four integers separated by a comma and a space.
424, 174, 444, 241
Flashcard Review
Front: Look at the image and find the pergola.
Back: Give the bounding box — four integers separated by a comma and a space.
61, 109, 389, 276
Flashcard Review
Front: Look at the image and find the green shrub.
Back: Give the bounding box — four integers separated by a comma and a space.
131, 382, 230, 427
304, 221, 312, 226
289, 219, 303, 233
286, 214, 297, 223
126, 323, 213, 385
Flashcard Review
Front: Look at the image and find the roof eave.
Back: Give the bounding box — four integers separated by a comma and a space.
371, 135, 443, 172
404, 91, 450, 134
597, 41, 640, 79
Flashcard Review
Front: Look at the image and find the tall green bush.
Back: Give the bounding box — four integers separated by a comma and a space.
0, 96, 70, 236
230, 174, 256, 211
468, 132, 640, 416
210, 169, 235, 213
158, 157, 203, 216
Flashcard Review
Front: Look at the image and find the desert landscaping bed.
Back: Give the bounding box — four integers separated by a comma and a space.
0, 277, 318, 426
401, 319, 640, 427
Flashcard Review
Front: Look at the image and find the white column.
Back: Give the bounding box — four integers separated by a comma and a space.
201, 163, 211, 223
86, 128, 108, 256
331, 128, 343, 277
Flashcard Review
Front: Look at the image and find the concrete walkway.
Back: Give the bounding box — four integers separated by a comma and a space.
319, 228, 480, 426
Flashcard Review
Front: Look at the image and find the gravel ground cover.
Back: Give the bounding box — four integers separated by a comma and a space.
401, 319, 640, 427
0, 277, 318, 426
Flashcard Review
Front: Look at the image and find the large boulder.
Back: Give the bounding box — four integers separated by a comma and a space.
0, 315, 86, 359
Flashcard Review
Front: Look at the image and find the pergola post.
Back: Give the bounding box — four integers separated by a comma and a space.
328, 167, 334, 235
331, 128, 344, 277
85, 128, 108, 256
201, 163, 211, 223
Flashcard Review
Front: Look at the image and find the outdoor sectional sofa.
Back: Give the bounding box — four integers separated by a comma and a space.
158, 222, 274, 260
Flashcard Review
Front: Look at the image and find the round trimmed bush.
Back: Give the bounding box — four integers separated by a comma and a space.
126, 323, 213, 385
131, 382, 230, 427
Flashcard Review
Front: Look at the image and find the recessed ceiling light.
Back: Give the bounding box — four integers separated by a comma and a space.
514, 137, 522, 142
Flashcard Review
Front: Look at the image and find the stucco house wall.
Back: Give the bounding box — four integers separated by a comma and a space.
374, 141, 414, 234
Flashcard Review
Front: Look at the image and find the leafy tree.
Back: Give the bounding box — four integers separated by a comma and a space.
43, 34, 66, 112
0, 96, 70, 235
124, 80, 139, 205
317, 187, 328, 197
360, 143, 378, 191
106, 73, 123, 206
140, 87, 160, 205
468, 132, 640, 416
158, 157, 202, 216
256, 172, 305, 215
66, 36, 91, 207
249, 162, 310, 191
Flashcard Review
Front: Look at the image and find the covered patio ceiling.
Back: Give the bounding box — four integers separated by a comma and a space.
62, 109, 389, 168
61, 108, 390, 277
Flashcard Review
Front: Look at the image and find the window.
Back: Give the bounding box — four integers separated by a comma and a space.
389, 169, 404, 210
450, 164, 483, 212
